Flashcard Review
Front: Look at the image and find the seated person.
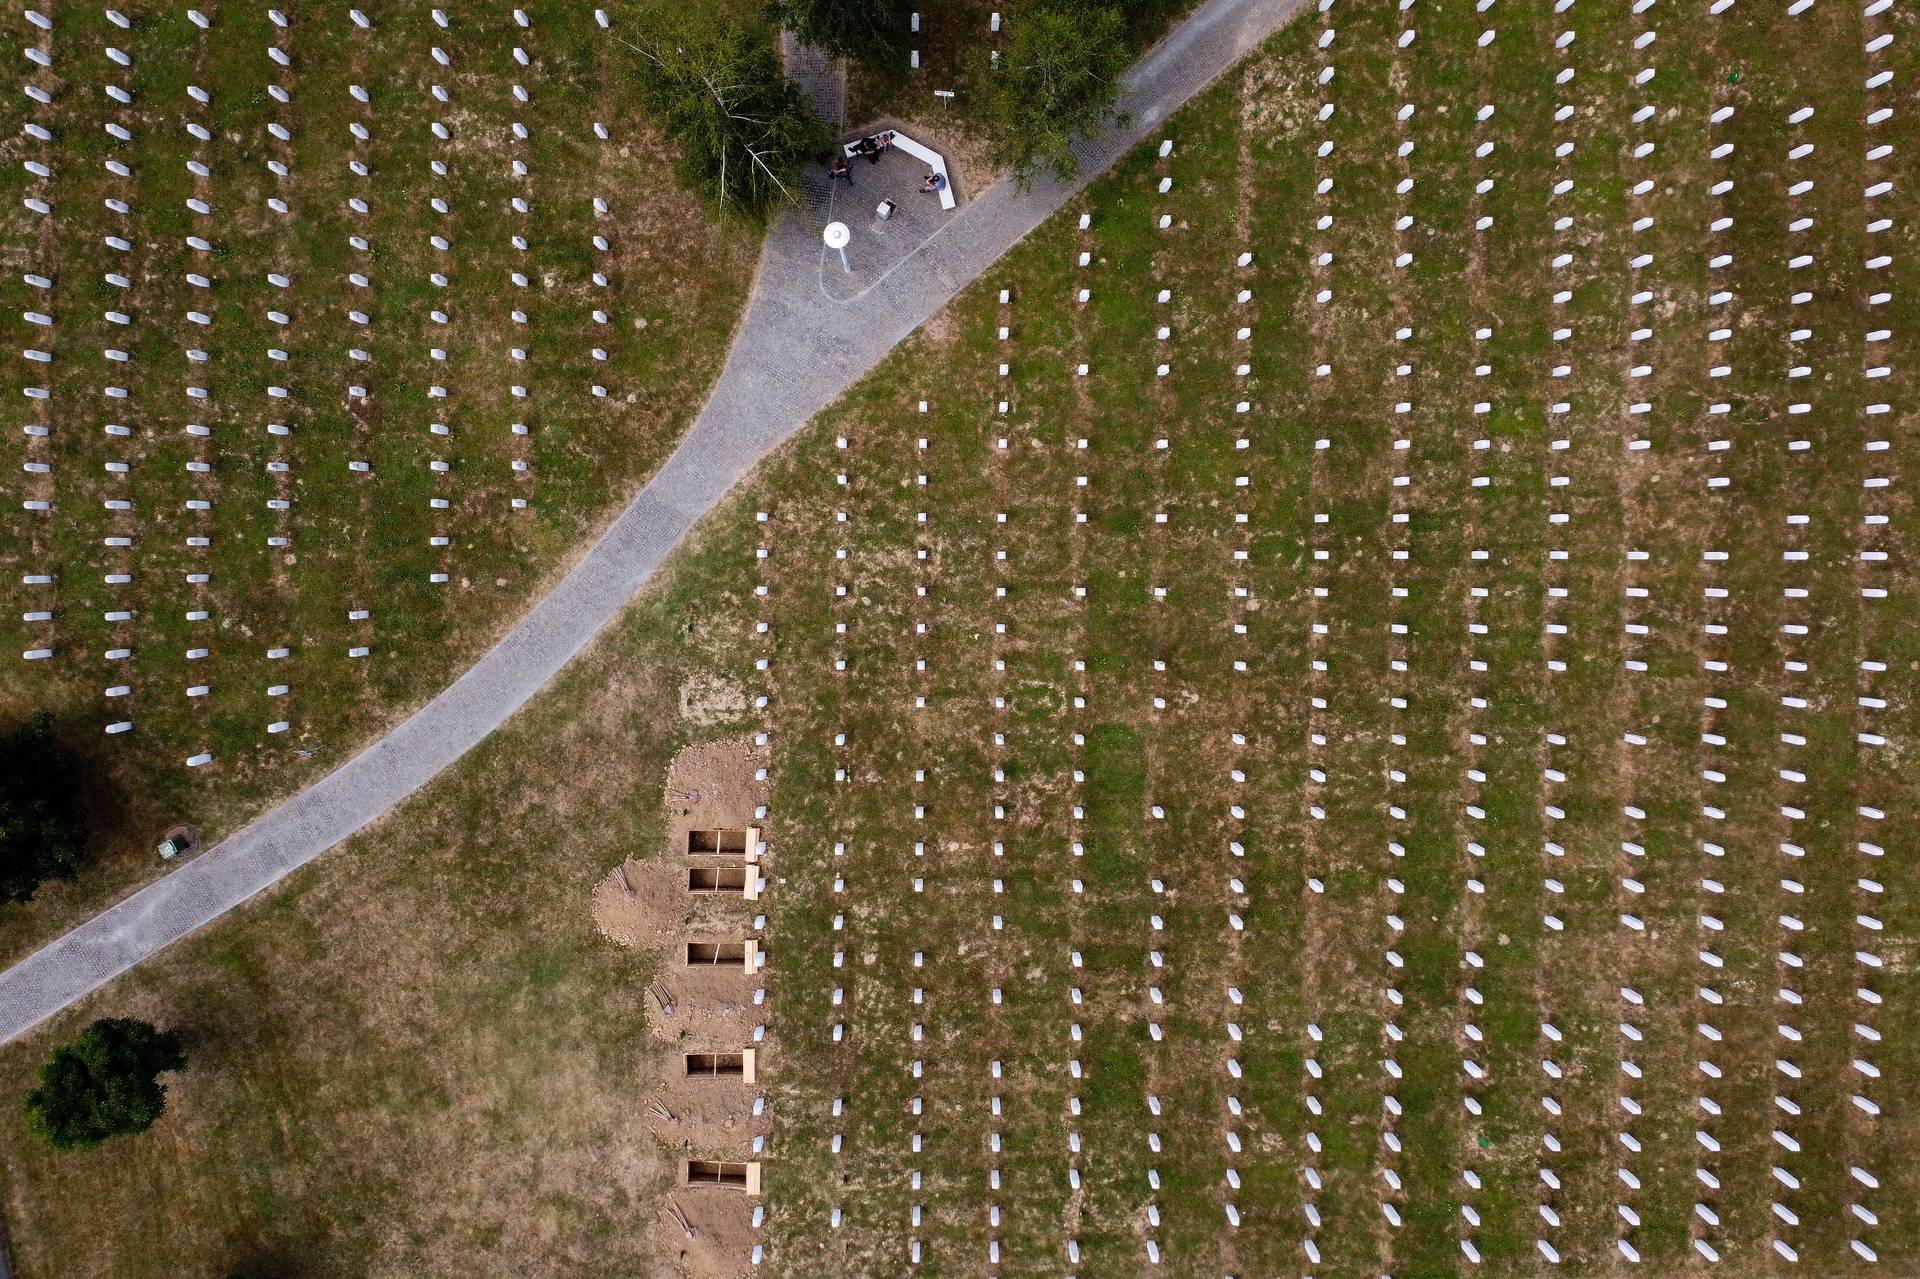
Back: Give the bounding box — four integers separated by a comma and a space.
920, 169, 947, 194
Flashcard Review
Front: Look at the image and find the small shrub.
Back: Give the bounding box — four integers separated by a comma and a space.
25, 1018, 188, 1151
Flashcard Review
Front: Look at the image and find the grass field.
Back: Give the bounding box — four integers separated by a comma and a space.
0, 0, 1915, 1276
0, 0, 756, 964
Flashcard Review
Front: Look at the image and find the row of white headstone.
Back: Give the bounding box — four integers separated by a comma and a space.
779, 0, 1905, 1267
1290, 0, 1903, 1269
12, 4, 639, 762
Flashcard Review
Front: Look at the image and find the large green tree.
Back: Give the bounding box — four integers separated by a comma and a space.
767, 0, 913, 74
625, 7, 835, 227
977, 4, 1130, 190
0, 710, 87, 905
25, 1018, 187, 1151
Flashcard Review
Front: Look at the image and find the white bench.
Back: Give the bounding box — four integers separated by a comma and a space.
844, 130, 955, 210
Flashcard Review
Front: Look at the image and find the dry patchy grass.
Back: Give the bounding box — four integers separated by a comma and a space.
0, 510, 765, 1278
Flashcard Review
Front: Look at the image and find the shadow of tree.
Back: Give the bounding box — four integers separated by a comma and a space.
221, 1240, 321, 1279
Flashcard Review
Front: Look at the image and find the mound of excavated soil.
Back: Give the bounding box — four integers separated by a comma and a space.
591, 858, 689, 949
644, 970, 760, 1043
650, 1193, 757, 1279
664, 739, 768, 838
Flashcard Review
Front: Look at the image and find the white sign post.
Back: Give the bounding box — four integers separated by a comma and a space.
824, 221, 851, 273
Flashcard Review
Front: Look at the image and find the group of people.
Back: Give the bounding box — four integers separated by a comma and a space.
851, 130, 895, 163
826, 130, 894, 186
824, 129, 947, 198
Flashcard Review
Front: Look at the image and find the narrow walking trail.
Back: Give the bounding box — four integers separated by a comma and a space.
0, 0, 1308, 1043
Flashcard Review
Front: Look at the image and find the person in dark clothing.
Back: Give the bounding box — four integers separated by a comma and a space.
828, 154, 853, 186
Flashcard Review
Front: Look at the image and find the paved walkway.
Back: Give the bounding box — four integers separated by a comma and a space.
0, 0, 1309, 1044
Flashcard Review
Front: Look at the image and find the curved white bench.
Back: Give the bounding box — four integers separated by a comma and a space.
845, 130, 956, 209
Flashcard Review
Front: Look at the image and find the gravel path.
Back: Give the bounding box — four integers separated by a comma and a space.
0, 0, 1308, 1044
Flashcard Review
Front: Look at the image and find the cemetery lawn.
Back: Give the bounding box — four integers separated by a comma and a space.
0, 0, 760, 967
0, 0, 1916, 1276
756, 4, 1917, 1275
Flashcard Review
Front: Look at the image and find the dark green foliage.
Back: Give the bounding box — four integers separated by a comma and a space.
767, 0, 913, 74
1103, 0, 1185, 42
976, 4, 1129, 190
0, 712, 88, 906
25, 1018, 187, 1151
625, 7, 836, 226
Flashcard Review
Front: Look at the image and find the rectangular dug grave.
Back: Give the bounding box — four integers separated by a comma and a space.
688, 865, 749, 894
684, 1159, 761, 1194
685, 939, 757, 967
684, 1048, 756, 1082
687, 828, 752, 857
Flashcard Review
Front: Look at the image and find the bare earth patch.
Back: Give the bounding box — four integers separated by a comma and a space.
594, 859, 692, 949
678, 672, 750, 727
576, 732, 774, 1279
650, 1193, 757, 1279
664, 738, 770, 851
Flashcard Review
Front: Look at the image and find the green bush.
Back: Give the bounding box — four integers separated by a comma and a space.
626, 7, 836, 226
0, 711, 87, 906
25, 1018, 187, 1151
976, 4, 1129, 190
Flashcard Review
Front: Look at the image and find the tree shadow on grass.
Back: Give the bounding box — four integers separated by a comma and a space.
67, 722, 139, 868
221, 1239, 322, 1279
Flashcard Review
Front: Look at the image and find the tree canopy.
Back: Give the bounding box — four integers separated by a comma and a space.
25, 1018, 187, 1151
977, 4, 1130, 190
767, 0, 914, 74
625, 7, 835, 227
0, 711, 87, 906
